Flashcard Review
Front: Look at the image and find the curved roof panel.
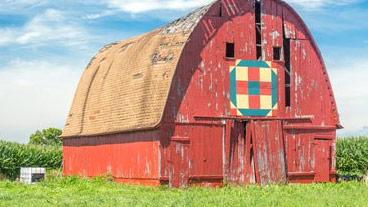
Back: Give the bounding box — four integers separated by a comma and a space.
62, 5, 213, 137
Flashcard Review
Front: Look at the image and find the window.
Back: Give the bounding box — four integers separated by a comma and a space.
212, 4, 223, 17
226, 42, 235, 58
273, 47, 282, 61
218, 4, 223, 17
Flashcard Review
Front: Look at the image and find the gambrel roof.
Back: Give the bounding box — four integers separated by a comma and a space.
62, 5, 212, 137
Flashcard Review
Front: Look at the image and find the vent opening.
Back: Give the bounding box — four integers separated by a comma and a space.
255, 0, 262, 60
212, 3, 223, 17
226, 42, 235, 58
282, 11, 292, 108
219, 4, 223, 17
284, 39, 291, 107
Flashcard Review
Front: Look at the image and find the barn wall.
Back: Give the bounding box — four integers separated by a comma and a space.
161, 0, 338, 185
159, 123, 225, 187
63, 130, 161, 186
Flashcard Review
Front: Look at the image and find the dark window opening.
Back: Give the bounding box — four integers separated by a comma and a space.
273, 47, 282, 61
255, 0, 262, 60
255, 0, 261, 23
283, 38, 291, 107
285, 86, 291, 107
212, 4, 223, 17
256, 47, 262, 60
226, 42, 235, 58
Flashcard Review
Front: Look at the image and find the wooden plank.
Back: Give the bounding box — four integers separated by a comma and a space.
284, 125, 336, 130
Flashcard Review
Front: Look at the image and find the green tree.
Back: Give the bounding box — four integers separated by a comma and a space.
29, 128, 62, 146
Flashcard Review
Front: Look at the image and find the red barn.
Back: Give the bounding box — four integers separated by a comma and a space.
62, 0, 341, 187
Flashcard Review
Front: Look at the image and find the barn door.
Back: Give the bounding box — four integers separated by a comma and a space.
252, 120, 287, 185
314, 139, 331, 182
168, 138, 189, 187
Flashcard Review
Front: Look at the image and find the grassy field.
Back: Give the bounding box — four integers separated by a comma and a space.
0, 176, 367, 207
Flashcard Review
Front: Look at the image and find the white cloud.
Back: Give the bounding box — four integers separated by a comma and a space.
285, 0, 361, 9
82, 10, 119, 20
0, 9, 90, 48
105, 0, 213, 13
0, 60, 83, 143
0, 0, 46, 10
328, 56, 368, 135
101, 0, 360, 14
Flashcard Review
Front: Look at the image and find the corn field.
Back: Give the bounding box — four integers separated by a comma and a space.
0, 141, 62, 179
336, 137, 368, 177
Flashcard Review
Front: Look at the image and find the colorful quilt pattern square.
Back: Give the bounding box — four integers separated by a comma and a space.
230, 60, 278, 117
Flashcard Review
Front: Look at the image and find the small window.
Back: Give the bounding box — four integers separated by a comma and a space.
218, 4, 223, 17
226, 42, 235, 58
273, 47, 282, 61
211, 4, 223, 17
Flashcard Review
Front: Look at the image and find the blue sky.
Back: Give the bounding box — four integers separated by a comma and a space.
0, 0, 367, 143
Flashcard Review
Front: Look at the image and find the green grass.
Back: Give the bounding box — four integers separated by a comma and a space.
0, 176, 367, 207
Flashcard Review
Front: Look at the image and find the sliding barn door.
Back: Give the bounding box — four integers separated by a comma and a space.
252, 120, 287, 185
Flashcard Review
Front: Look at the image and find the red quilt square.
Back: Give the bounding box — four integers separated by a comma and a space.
249, 95, 260, 109
248, 68, 260, 81
260, 82, 272, 95
236, 81, 248, 94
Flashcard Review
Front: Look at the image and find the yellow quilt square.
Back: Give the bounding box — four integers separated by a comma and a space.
259, 68, 271, 82
236, 67, 248, 81
260, 95, 272, 109
237, 95, 249, 108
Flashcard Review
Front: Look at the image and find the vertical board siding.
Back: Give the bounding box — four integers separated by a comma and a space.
162, 123, 225, 187
262, 0, 284, 60
63, 131, 160, 186
228, 121, 246, 183
253, 120, 287, 185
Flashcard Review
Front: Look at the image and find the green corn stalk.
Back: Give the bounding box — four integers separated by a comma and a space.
0, 141, 62, 179
336, 137, 368, 177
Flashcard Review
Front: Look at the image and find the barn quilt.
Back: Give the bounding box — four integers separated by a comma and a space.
230, 60, 278, 117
